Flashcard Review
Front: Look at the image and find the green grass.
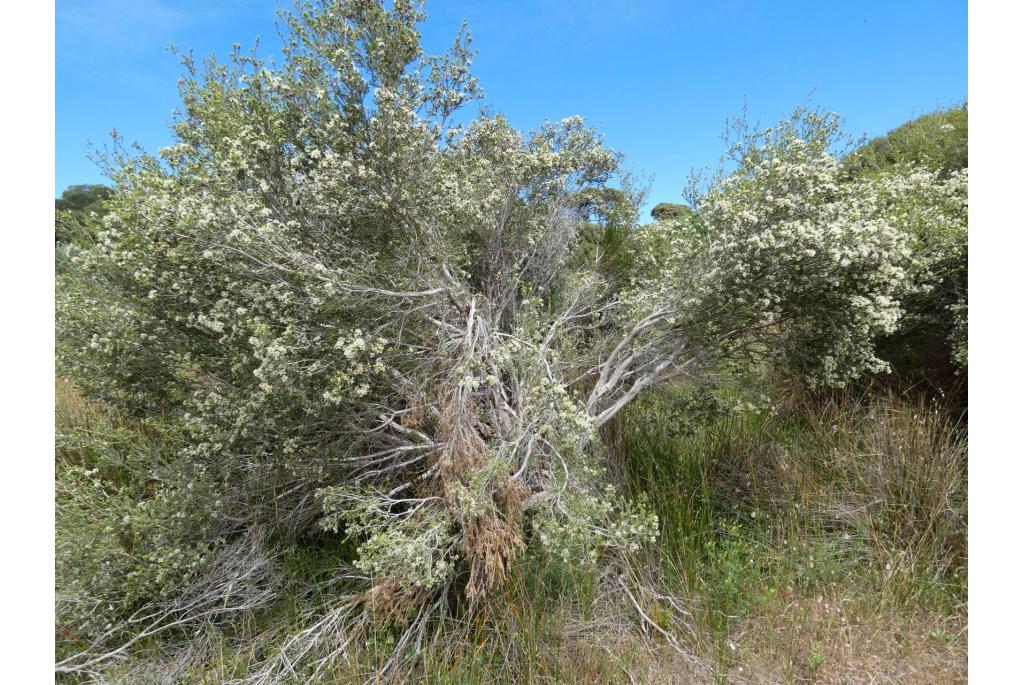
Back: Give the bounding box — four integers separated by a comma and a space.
56, 381, 967, 683
615, 387, 967, 681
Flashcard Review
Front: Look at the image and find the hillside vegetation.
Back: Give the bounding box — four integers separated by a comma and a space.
55, 2, 966, 683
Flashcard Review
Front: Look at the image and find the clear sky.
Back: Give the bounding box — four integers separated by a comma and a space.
56, 0, 967, 215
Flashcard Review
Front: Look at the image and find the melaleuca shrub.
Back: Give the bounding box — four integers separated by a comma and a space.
56, 4, 924, 675
622, 109, 915, 390
56, 0, 650, 630
857, 166, 967, 380
842, 105, 968, 397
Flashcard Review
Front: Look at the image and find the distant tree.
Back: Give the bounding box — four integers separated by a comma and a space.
56, 184, 116, 213
649, 202, 693, 222
569, 187, 629, 223
566, 186, 641, 282
55, 184, 115, 243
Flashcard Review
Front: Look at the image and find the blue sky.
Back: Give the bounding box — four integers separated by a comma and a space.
56, 0, 966, 215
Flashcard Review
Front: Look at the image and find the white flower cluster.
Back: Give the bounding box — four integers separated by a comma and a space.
319, 488, 458, 589
622, 110, 917, 386
534, 483, 658, 565
323, 329, 388, 403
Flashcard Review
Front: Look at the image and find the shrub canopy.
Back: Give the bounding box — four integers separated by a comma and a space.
56, 1, 931, 677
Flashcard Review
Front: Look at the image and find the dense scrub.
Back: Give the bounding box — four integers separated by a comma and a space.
845, 105, 968, 405
54, 1, 967, 682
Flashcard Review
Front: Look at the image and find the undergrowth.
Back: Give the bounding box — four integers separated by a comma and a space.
616, 386, 967, 682
56, 380, 966, 683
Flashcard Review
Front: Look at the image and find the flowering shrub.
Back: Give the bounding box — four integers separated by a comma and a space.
842, 105, 968, 394
56, 2, 929, 678
620, 110, 914, 389
861, 166, 967, 373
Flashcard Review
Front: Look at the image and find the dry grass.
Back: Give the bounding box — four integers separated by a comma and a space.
626, 596, 965, 685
